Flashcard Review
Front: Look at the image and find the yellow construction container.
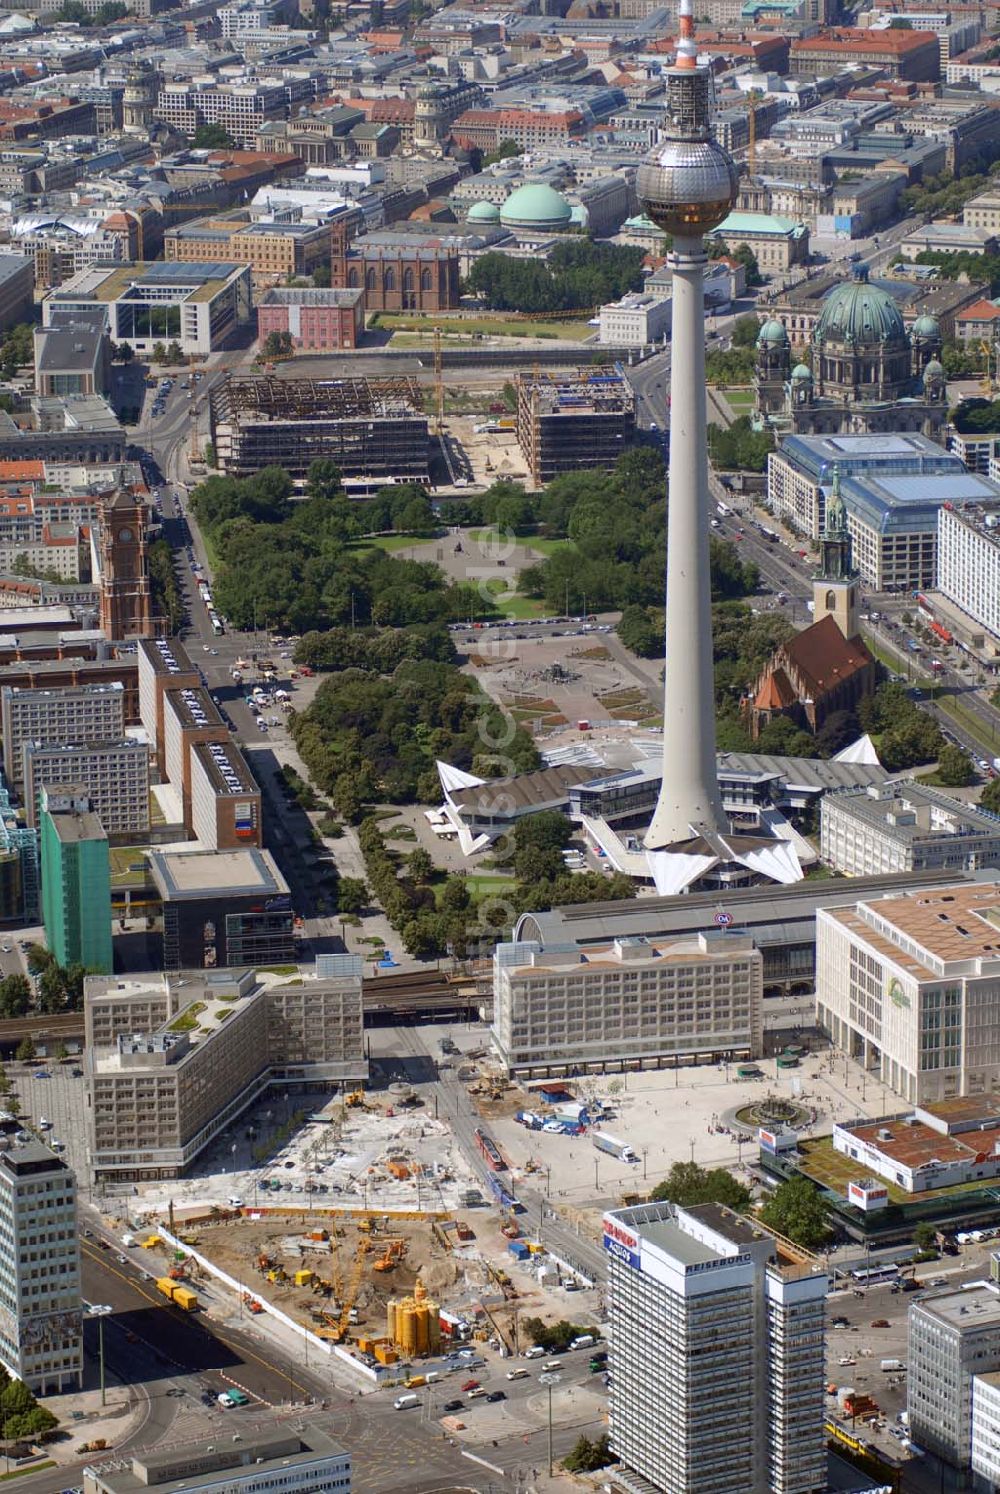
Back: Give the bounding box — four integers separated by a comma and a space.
527, 1242, 545, 1254
295, 1269, 313, 1288
387, 1279, 441, 1357
142, 1236, 161, 1248
374, 1343, 398, 1365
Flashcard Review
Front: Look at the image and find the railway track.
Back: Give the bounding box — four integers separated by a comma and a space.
0, 972, 483, 1051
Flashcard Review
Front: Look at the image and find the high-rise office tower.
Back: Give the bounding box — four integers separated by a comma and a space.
40, 788, 113, 974
635, 7, 802, 895
0, 1140, 82, 1392
604, 1200, 827, 1494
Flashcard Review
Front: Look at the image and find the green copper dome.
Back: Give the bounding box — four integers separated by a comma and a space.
500, 183, 573, 231
466, 200, 501, 224
923, 357, 944, 381
791, 362, 812, 380
757, 318, 788, 346
913, 314, 940, 338
815, 278, 906, 346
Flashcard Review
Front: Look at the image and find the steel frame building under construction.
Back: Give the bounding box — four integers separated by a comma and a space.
515, 367, 636, 485
208, 375, 430, 481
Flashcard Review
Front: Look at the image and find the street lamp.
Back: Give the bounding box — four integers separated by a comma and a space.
539, 1373, 561, 1475
87, 1304, 112, 1407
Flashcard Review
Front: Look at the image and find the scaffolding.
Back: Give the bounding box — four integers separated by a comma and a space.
515, 366, 636, 486
209, 375, 430, 481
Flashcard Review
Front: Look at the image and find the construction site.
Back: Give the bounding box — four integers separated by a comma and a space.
208, 374, 430, 481
514, 367, 636, 485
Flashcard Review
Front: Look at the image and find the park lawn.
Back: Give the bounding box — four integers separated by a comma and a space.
110, 846, 152, 887
522, 535, 574, 558
465, 873, 515, 900
725, 388, 755, 412
353, 533, 433, 554
484, 579, 548, 618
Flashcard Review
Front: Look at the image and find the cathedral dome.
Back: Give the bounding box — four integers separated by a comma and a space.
466, 200, 500, 224
923, 357, 944, 383
791, 362, 812, 381
757, 318, 788, 346
499, 183, 572, 232
912, 314, 940, 339
815, 277, 907, 347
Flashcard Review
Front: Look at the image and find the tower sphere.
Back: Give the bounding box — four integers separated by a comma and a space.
637, 137, 738, 237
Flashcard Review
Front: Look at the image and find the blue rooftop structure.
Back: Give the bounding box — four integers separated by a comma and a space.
780, 432, 963, 485
843, 470, 1000, 536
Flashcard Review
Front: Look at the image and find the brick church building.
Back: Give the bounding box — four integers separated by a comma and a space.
328, 222, 460, 313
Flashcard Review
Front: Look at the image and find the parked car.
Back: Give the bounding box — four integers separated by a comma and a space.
460, 1379, 480, 1392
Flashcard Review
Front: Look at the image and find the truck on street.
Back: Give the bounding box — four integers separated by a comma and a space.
592, 1131, 637, 1163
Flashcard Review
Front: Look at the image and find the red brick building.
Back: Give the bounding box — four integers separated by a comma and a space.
451, 106, 587, 153
257, 286, 365, 351
329, 223, 459, 312
790, 28, 940, 82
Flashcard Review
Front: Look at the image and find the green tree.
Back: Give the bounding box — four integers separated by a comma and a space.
0, 974, 30, 1018
650, 1160, 751, 1212
306, 459, 343, 502
982, 777, 1000, 814
151, 341, 166, 364
312, 264, 331, 288
563, 1434, 612, 1473
14, 1036, 35, 1064
617, 603, 661, 658
262, 330, 294, 361
337, 877, 367, 914
758, 1176, 832, 1249
193, 123, 236, 150
707, 415, 774, 473
483, 138, 521, 166
731, 313, 763, 348
407, 847, 434, 882
913, 1221, 938, 1252
936, 743, 976, 786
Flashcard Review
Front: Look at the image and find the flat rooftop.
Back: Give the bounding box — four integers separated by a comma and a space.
138, 636, 197, 680
825, 882, 1000, 975
826, 781, 1000, 843
191, 738, 258, 796
917, 1283, 1000, 1330
87, 1422, 348, 1494
641, 1216, 721, 1266
164, 685, 223, 732
47, 808, 106, 844
842, 1116, 987, 1170
149, 846, 287, 900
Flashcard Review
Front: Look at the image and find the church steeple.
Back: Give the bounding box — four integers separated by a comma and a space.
813, 464, 860, 639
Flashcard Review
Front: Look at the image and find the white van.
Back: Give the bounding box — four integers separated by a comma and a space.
570, 1334, 596, 1351
394, 1393, 419, 1410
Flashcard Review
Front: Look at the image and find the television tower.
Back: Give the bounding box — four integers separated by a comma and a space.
638, 0, 738, 851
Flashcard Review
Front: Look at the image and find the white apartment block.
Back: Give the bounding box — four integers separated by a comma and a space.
1, 682, 125, 788
820, 781, 1000, 878
817, 881, 1000, 1106
0, 1141, 82, 1393
938, 499, 1000, 644
947, 430, 1000, 475
910, 1281, 1000, 1470
86, 961, 366, 1181
23, 737, 150, 832
604, 1200, 827, 1494
973, 1369, 1000, 1486
598, 291, 671, 347
154, 82, 287, 149
767, 449, 827, 538
492, 932, 763, 1077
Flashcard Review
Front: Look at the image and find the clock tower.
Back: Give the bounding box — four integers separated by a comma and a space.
813, 464, 860, 641
98, 489, 153, 641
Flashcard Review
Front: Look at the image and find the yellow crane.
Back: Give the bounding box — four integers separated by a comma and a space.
336, 1238, 370, 1340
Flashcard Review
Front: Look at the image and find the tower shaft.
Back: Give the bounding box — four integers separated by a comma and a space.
646, 236, 727, 849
